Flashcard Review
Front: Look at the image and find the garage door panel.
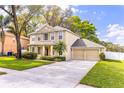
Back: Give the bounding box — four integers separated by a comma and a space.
86, 49, 99, 60
72, 49, 84, 60
72, 48, 99, 60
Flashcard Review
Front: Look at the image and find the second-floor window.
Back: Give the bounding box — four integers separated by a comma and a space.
44, 33, 48, 40
50, 32, 54, 40
32, 36, 35, 41
38, 37, 41, 41
58, 32, 63, 40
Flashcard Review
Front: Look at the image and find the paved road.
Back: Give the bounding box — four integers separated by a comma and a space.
0, 60, 97, 88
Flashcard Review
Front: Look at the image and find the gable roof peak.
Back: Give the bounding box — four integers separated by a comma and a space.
72, 38, 105, 48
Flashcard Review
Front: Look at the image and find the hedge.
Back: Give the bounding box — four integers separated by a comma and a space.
22, 52, 37, 59
41, 56, 65, 61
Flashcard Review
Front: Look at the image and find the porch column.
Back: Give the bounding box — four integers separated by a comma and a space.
42, 45, 45, 56
50, 45, 53, 56
29, 46, 31, 52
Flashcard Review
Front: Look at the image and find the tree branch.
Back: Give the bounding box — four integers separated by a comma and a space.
0, 7, 13, 17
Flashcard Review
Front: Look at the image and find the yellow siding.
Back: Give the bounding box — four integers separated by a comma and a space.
64, 31, 80, 60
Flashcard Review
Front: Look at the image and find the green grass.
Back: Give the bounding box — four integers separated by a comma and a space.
0, 57, 52, 71
80, 60, 124, 88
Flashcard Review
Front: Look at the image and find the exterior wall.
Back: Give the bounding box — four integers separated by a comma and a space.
64, 31, 80, 60
0, 32, 29, 54
30, 31, 65, 45
29, 25, 80, 60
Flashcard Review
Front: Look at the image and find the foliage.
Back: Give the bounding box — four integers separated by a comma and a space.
41, 56, 55, 61
42, 5, 73, 27
63, 16, 82, 34
0, 5, 42, 58
41, 56, 65, 61
100, 41, 124, 52
0, 15, 11, 55
80, 61, 124, 88
99, 52, 105, 60
54, 56, 65, 61
53, 41, 66, 55
63, 17, 100, 43
0, 56, 52, 70
22, 52, 37, 59
80, 20, 100, 43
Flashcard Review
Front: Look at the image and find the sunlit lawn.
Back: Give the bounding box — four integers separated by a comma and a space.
0, 56, 53, 71
80, 60, 124, 88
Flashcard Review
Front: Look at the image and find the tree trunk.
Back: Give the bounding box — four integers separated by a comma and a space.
11, 5, 22, 59
1, 27, 5, 56
15, 34, 22, 58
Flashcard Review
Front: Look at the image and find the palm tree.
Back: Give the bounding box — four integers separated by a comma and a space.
0, 15, 10, 56
53, 41, 66, 55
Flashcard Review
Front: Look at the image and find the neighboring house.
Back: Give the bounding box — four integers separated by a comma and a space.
0, 31, 29, 54
28, 24, 105, 60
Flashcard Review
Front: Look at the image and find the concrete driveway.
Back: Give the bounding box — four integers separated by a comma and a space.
0, 60, 97, 88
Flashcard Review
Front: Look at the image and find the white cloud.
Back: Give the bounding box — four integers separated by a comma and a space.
58, 5, 81, 13
106, 24, 124, 37
57, 5, 70, 10
71, 7, 80, 13
80, 10, 88, 13
105, 24, 124, 45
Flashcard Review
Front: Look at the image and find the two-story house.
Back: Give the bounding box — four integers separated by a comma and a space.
28, 24, 105, 61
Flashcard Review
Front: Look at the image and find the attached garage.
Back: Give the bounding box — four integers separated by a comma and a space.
71, 39, 105, 61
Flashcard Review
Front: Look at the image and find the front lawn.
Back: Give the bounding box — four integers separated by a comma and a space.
80, 60, 124, 88
0, 57, 52, 71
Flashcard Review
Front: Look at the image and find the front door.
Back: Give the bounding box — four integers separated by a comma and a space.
45, 47, 49, 56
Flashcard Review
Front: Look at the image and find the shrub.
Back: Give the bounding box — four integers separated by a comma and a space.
40, 56, 65, 61
99, 52, 105, 60
54, 56, 65, 61
22, 52, 37, 59
41, 56, 55, 61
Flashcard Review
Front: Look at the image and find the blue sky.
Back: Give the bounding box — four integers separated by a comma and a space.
67, 5, 124, 45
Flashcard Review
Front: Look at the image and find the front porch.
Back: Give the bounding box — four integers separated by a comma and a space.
29, 45, 56, 56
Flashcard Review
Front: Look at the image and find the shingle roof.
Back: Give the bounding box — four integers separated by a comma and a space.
28, 24, 80, 37
54, 26, 71, 32
71, 39, 105, 48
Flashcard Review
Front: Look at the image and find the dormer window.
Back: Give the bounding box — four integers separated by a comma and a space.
50, 32, 54, 40
58, 32, 63, 40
